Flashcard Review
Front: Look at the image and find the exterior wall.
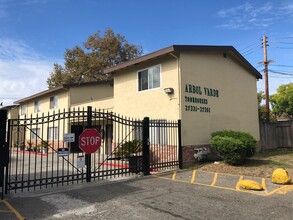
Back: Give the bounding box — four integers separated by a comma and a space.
7, 106, 19, 119
69, 83, 114, 110
71, 98, 114, 111
23, 90, 69, 116
18, 91, 69, 147
113, 55, 180, 120
180, 51, 260, 146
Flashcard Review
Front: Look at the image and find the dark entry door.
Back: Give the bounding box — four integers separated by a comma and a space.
105, 124, 113, 155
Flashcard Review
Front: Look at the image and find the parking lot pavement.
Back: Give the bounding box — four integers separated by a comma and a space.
1, 170, 293, 220
154, 169, 293, 196
0, 199, 25, 220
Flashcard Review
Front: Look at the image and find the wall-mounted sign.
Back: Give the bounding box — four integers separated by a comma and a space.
184, 83, 220, 113
58, 148, 69, 157
77, 155, 85, 169
63, 133, 75, 142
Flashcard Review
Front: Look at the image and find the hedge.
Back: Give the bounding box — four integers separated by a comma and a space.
211, 130, 257, 165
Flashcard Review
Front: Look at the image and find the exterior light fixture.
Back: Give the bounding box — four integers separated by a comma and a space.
164, 87, 174, 95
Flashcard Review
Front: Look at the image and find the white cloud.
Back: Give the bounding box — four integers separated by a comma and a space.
0, 38, 57, 106
216, 2, 280, 30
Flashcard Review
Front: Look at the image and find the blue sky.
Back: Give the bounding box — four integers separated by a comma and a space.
1, 0, 293, 106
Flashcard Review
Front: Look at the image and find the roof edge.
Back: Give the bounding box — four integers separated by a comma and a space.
104, 45, 261, 79
14, 80, 114, 104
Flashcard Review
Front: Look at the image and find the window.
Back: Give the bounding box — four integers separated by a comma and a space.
31, 128, 40, 140
49, 96, 58, 109
48, 127, 59, 140
34, 100, 41, 112
21, 105, 26, 115
138, 65, 161, 91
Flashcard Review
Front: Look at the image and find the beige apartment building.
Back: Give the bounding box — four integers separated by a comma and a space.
106, 45, 261, 146
13, 45, 261, 161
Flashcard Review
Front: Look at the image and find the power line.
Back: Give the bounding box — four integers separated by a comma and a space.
239, 41, 261, 52
271, 46, 293, 49
241, 44, 262, 54
270, 64, 293, 68
277, 42, 293, 45
269, 69, 293, 76
275, 36, 293, 40
242, 49, 260, 57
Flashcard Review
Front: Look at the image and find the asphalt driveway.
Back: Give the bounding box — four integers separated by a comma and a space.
1, 170, 293, 220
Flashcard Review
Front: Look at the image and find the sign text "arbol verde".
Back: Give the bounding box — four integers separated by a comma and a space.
184, 83, 220, 113
185, 84, 219, 97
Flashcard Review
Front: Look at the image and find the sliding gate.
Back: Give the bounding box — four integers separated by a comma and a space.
0, 107, 181, 195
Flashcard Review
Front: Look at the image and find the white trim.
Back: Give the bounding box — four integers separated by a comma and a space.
137, 64, 162, 92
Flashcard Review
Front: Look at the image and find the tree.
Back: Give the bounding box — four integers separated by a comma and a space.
47, 28, 143, 87
257, 91, 266, 121
258, 91, 275, 121
270, 83, 293, 119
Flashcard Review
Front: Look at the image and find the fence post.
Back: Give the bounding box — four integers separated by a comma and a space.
178, 120, 183, 169
86, 106, 92, 182
142, 117, 150, 175
0, 110, 8, 199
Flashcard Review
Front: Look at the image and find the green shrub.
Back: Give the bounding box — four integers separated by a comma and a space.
114, 140, 142, 158
211, 130, 256, 158
211, 130, 257, 165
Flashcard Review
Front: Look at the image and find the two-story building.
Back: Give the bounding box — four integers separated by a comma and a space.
12, 45, 262, 164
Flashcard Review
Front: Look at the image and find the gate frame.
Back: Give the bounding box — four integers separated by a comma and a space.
0, 110, 8, 199
1, 107, 183, 197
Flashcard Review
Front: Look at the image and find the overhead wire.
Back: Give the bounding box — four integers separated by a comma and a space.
242, 45, 262, 56
239, 41, 261, 52
270, 64, 293, 68
269, 69, 293, 76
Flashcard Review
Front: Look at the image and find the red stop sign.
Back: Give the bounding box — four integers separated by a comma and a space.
79, 128, 102, 154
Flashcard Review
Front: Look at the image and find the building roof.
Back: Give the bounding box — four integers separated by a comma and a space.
104, 45, 262, 79
14, 80, 113, 104
0, 104, 19, 110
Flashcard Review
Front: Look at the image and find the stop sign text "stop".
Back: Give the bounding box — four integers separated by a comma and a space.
79, 128, 102, 154
80, 136, 100, 146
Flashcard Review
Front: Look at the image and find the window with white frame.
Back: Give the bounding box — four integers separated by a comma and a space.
31, 128, 40, 140
138, 65, 161, 91
34, 100, 41, 113
49, 96, 58, 109
21, 105, 26, 115
48, 127, 59, 140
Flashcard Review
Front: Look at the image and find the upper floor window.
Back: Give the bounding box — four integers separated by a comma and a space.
21, 105, 26, 115
49, 96, 58, 109
34, 100, 41, 113
48, 127, 59, 140
138, 65, 161, 91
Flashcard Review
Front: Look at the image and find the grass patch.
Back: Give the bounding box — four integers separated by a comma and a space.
254, 149, 293, 158
267, 160, 290, 168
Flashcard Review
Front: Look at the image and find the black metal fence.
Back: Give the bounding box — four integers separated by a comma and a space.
0, 107, 181, 196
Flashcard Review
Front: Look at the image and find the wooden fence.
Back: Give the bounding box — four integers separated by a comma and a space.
260, 121, 293, 151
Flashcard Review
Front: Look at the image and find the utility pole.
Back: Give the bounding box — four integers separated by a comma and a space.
259, 36, 274, 122
263, 36, 270, 122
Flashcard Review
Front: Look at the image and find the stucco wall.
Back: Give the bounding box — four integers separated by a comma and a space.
24, 90, 69, 116
113, 55, 180, 120
180, 51, 260, 146
69, 83, 114, 108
